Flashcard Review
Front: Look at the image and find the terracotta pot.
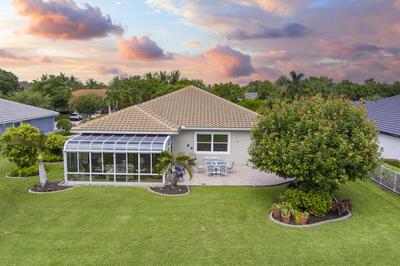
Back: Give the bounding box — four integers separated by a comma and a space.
281, 214, 291, 224
300, 215, 309, 225
272, 209, 281, 219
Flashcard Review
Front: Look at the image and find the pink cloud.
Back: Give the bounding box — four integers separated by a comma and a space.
12, 0, 123, 40
0, 48, 29, 61
186, 40, 203, 47
203, 45, 254, 77
118, 36, 172, 61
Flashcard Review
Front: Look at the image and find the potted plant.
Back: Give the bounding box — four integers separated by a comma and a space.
294, 211, 309, 225
280, 207, 292, 224
271, 203, 281, 219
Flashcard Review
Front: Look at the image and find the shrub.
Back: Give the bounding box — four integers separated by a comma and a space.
383, 159, 400, 169
283, 188, 332, 217
45, 134, 67, 154
302, 190, 332, 217
250, 95, 379, 192
9, 165, 38, 177
0, 124, 42, 168
57, 119, 72, 135
43, 153, 63, 162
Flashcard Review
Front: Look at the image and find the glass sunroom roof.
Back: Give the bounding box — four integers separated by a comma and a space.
64, 134, 170, 153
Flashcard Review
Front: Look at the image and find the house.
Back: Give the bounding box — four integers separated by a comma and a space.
63, 86, 259, 185
0, 98, 58, 134
364, 95, 400, 159
244, 92, 258, 100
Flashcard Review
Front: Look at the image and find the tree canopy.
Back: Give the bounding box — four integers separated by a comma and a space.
0, 69, 21, 96
249, 95, 379, 192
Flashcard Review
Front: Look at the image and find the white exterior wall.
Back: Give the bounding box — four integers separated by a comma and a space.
378, 133, 400, 160
171, 129, 252, 165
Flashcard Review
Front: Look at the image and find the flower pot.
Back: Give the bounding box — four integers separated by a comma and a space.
300, 216, 309, 225
272, 209, 281, 219
281, 214, 291, 224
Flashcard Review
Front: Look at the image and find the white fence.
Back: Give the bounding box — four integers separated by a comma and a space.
372, 165, 400, 195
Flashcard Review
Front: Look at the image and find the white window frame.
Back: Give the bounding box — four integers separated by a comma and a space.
194, 132, 231, 155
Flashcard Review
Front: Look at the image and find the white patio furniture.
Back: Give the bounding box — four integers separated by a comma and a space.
218, 163, 227, 176
227, 161, 234, 173
195, 164, 205, 173
206, 164, 215, 176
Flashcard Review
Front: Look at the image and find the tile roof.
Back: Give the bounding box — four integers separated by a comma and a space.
365, 95, 400, 137
72, 88, 107, 98
73, 86, 259, 133
0, 98, 58, 124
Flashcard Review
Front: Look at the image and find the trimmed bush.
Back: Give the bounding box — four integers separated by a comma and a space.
283, 188, 332, 217
56, 119, 72, 135
9, 165, 38, 177
0, 124, 42, 168
43, 134, 67, 162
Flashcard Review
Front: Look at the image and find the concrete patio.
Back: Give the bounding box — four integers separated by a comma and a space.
182, 164, 290, 186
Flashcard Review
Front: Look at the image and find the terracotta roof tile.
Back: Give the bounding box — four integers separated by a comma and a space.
72, 86, 258, 133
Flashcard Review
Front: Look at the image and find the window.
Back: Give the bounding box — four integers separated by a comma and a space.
67, 153, 78, 172
115, 153, 127, 173
91, 153, 102, 173
140, 154, 151, 174
78, 152, 90, 173
127, 153, 138, 173
195, 133, 229, 153
103, 153, 114, 173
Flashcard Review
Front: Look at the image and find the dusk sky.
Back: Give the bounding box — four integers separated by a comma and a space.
1, 0, 400, 84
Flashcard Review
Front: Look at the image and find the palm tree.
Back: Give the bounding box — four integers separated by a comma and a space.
289, 71, 304, 85
156, 151, 194, 189
286, 71, 305, 99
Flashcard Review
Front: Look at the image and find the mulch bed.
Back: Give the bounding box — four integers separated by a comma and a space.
273, 209, 350, 225
149, 186, 190, 195
29, 182, 73, 193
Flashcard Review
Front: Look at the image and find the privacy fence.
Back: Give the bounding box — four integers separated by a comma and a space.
372, 165, 400, 195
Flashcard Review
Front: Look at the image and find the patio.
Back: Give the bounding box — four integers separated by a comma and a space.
183, 164, 290, 186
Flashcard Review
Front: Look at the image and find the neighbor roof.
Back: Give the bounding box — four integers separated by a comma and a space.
73, 86, 259, 133
72, 88, 107, 98
0, 98, 58, 125
365, 95, 400, 137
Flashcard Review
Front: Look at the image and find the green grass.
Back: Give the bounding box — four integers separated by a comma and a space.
0, 158, 399, 265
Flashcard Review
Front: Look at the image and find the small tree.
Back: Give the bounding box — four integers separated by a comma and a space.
249, 95, 379, 192
44, 134, 68, 161
156, 151, 194, 189
0, 124, 42, 168
56, 119, 73, 135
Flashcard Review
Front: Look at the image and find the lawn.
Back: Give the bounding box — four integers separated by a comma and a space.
0, 159, 399, 265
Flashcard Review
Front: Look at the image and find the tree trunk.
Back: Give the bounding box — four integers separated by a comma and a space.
170, 172, 176, 190
39, 160, 47, 187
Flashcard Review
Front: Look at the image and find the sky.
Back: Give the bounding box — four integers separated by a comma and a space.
0, 0, 400, 84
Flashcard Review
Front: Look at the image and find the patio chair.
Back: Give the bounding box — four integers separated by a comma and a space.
227, 162, 234, 173
206, 164, 215, 176
219, 164, 227, 176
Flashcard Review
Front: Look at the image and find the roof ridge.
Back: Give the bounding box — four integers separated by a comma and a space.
135, 106, 178, 131
188, 85, 260, 116
0, 98, 58, 115
136, 85, 194, 107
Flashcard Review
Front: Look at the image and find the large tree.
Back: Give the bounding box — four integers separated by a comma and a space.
8, 89, 53, 109
32, 74, 72, 112
70, 94, 105, 114
211, 82, 245, 103
249, 95, 379, 192
0, 69, 21, 95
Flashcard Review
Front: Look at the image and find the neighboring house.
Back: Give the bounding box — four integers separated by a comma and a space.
0, 98, 58, 134
364, 95, 400, 159
63, 86, 259, 185
244, 92, 258, 100
71, 88, 107, 98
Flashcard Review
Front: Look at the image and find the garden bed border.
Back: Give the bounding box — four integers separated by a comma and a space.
268, 210, 352, 228
28, 181, 77, 195
148, 186, 191, 197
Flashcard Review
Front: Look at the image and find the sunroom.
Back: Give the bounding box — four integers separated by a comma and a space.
63, 134, 171, 185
